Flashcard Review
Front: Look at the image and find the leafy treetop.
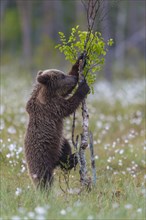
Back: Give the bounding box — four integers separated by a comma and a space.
55, 25, 113, 93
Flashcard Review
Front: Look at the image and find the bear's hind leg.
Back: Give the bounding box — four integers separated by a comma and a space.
59, 139, 78, 170
32, 169, 54, 190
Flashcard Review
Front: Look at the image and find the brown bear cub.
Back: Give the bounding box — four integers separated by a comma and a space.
24, 57, 89, 189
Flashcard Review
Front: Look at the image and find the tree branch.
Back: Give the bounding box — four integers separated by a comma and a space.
72, 111, 79, 149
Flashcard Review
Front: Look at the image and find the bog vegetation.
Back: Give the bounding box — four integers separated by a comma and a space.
1, 1, 145, 219
1, 65, 145, 220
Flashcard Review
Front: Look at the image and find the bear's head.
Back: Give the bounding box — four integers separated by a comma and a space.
37, 69, 77, 97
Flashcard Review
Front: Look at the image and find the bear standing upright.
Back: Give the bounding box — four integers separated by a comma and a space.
24, 57, 89, 189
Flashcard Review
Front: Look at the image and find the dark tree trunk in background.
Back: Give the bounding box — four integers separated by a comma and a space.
115, 1, 127, 67
53, 0, 64, 39
16, 0, 32, 65
75, 0, 86, 30
0, 0, 9, 56
0, 0, 9, 20
42, 0, 64, 39
128, 0, 138, 37
100, 0, 112, 81
42, 0, 54, 38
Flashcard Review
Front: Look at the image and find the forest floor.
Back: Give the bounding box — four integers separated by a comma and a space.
1, 65, 145, 220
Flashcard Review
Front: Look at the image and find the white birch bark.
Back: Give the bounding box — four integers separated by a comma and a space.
79, 99, 89, 186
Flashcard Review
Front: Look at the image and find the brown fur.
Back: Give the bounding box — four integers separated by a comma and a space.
24, 60, 89, 189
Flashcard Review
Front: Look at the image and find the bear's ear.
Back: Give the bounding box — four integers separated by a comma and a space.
37, 74, 48, 84
37, 70, 43, 76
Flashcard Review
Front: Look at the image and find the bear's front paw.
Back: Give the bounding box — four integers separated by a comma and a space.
69, 153, 78, 169
78, 80, 90, 97
73, 153, 78, 167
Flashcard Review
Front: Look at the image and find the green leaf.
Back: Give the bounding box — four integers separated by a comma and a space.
107, 38, 114, 46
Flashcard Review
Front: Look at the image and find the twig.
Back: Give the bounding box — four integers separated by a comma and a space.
72, 111, 79, 149
59, 170, 70, 194
89, 131, 96, 185
59, 174, 66, 193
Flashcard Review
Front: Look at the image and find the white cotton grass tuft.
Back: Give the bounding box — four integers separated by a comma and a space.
137, 208, 142, 213
95, 155, 99, 160
8, 126, 16, 134
60, 209, 66, 215
15, 188, 22, 196
11, 216, 21, 220
35, 206, 47, 215
87, 215, 94, 220
27, 212, 35, 218
124, 204, 133, 209
112, 203, 119, 209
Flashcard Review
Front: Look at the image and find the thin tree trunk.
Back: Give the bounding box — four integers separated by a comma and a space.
115, 1, 127, 68
0, 0, 9, 55
53, 0, 64, 39
42, 0, 54, 38
42, 0, 64, 40
75, 0, 86, 29
78, 58, 91, 190
16, 0, 32, 65
79, 99, 89, 185
100, 0, 112, 81
128, 0, 138, 37
0, 0, 9, 20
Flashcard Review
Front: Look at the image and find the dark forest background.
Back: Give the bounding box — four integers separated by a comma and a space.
1, 0, 145, 80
